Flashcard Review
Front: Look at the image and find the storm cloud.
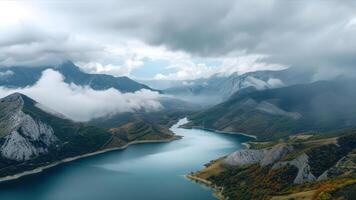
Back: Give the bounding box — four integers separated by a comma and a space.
0, 0, 356, 79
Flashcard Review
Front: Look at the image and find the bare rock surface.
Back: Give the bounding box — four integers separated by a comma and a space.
0, 93, 58, 161
223, 143, 294, 166
272, 153, 316, 184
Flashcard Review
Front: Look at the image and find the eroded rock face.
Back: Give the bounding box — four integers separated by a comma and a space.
0, 94, 58, 161
260, 143, 294, 166
223, 149, 268, 166
272, 153, 316, 184
223, 143, 294, 167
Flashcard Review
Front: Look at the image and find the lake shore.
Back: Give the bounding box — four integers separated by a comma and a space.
182, 125, 257, 140
0, 136, 181, 183
241, 142, 251, 149
186, 174, 226, 200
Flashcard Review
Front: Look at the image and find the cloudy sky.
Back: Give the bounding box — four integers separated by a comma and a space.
1, 0, 356, 80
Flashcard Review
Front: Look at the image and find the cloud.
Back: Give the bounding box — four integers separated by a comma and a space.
154, 54, 285, 80
0, 69, 162, 121
1, 0, 356, 79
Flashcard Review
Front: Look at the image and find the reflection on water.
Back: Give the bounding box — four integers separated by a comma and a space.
0, 118, 249, 200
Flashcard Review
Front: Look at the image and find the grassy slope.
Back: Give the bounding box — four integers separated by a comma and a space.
186, 80, 356, 140
107, 118, 174, 143
189, 130, 356, 200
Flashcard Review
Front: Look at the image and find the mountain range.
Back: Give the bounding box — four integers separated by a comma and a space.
0, 61, 154, 93
162, 67, 314, 105
184, 78, 356, 140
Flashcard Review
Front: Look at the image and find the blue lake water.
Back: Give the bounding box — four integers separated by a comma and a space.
0, 118, 247, 200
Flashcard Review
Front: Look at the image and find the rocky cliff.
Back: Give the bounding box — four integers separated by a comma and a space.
223, 143, 294, 167
190, 131, 356, 200
0, 93, 58, 161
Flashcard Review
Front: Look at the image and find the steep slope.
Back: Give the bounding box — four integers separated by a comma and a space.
0, 61, 155, 93
0, 93, 176, 179
185, 79, 356, 140
189, 130, 356, 200
0, 93, 113, 177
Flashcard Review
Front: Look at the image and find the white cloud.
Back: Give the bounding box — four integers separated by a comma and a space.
153, 54, 285, 80
217, 55, 286, 75
154, 62, 215, 80
0, 1, 33, 28
267, 78, 284, 88
345, 17, 356, 29
77, 42, 188, 77
0, 69, 162, 121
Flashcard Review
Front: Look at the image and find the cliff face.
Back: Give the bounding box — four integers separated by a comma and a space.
272, 153, 316, 184
0, 93, 112, 178
0, 93, 58, 161
223, 143, 294, 167
223, 143, 316, 185
191, 132, 356, 200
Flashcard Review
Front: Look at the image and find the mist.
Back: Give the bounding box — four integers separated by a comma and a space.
0, 69, 163, 121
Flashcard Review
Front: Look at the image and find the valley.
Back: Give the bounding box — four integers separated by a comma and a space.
0, 93, 177, 179
1, 1, 356, 199
0, 119, 250, 200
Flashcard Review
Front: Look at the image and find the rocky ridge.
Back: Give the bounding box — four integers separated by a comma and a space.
0, 93, 58, 161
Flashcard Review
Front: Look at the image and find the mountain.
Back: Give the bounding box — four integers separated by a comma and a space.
184, 79, 356, 140
0, 61, 155, 93
106, 118, 175, 145
0, 93, 175, 178
163, 68, 313, 105
188, 129, 356, 200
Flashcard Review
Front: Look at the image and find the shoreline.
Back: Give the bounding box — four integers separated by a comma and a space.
241, 142, 251, 149
186, 174, 226, 200
0, 136, 180, 183
184, 125, 257, 139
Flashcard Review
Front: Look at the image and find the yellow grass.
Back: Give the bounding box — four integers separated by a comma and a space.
271, 190, 317, 200
191, 158, 225, 180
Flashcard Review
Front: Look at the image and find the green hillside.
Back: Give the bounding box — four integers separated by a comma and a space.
186, 79, 356, 140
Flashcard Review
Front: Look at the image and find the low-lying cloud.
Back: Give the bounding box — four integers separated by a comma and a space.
0, 69, 162, 121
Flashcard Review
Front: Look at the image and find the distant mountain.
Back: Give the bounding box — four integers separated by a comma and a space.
0, 93, 174, 178
0, 61, 155, 93
163, 68, 313, 105
184, 79, 356, 140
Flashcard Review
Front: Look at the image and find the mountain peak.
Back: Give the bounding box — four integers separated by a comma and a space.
1, 92, 36, 106
2, 92, 25, 102
57, 60, 82, 72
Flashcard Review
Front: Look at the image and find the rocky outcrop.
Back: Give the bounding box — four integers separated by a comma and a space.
0, 93, 58, 161
272, 153, 316, 184
260, 143, 294, 166
223, 143, 319, 184
223, 143, 294, 166
223, 149, 268, 166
